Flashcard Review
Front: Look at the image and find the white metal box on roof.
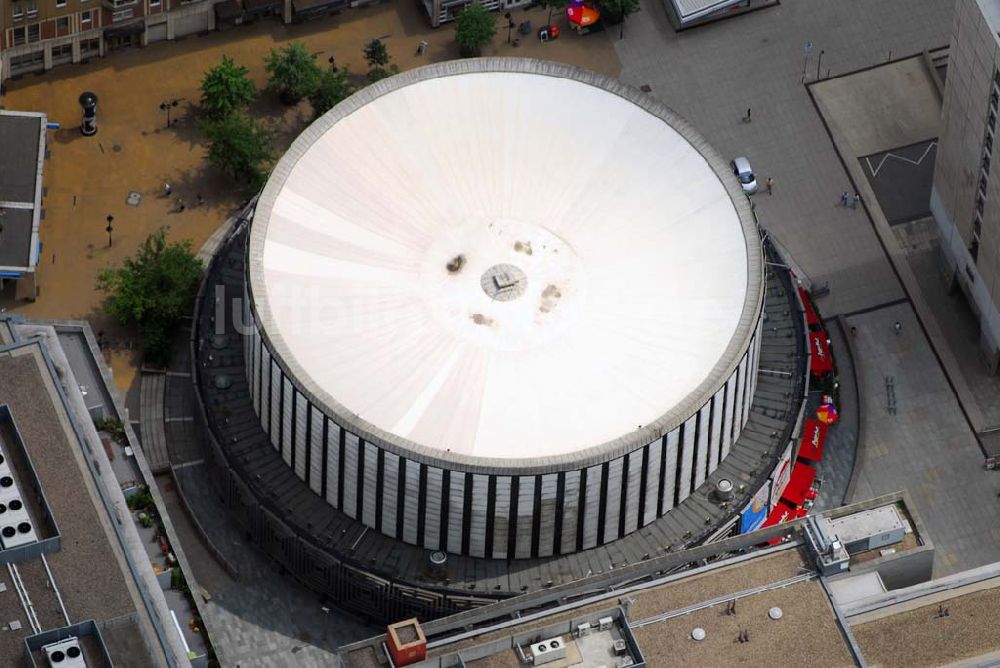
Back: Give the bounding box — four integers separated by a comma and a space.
827, 505, 907, 554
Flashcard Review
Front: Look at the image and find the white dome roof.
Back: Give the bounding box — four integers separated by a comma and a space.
249, 60, 760, 462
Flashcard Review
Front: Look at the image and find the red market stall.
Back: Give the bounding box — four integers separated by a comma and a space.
779, 462, 817, 507
567, 0, 602, 33
809, 331, 834, 376
797, 418, 828, 463
798, 287, 821, 329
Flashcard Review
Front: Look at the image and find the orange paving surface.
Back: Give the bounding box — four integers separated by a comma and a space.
1, 1, 621, 391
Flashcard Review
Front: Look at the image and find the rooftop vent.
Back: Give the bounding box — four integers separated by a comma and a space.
0, 519, 37, 549
43, 637, 85, 667
532, 637, 566, 666
714, 478, 734, 503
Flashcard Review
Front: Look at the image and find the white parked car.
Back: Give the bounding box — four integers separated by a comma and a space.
730, 156, 758, 194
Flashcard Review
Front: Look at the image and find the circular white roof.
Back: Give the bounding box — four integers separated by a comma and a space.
250, 60, 759, 463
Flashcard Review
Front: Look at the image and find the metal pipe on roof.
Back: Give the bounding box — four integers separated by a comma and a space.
41, 554, 71, 626
8, 563, 42, 634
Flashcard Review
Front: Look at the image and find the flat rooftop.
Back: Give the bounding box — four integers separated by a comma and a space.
0, 343, 155, 665
340, 494, 967, 667
0, 110, 45, 272
850, 570, 1000, 667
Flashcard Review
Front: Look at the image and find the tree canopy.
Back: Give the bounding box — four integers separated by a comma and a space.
198, 112, 274, 191
363, 39, 397, 82
363, 39, 390, 69
200, 55, 256, 120
264, 42, 323, 105
455, 3, 496, 57
309, 66, 355, 119
599, 0, 640, 38
96, 227, 202, 366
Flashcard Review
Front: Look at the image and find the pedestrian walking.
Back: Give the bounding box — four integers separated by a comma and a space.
163, 182, 172, 197
894, 321, 902, 335
196, 193, 204, 207
850, 326, 857, 336
841, 192, 850, 207
852, 193, 860, 209
176, 198, 185, 213
766, 177, 774, 195
742, 107, 752, 123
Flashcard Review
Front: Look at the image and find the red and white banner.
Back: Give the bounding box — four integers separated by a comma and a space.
769, 441, 793, 509
809, 331, 833, 376
797, 418, 828, 463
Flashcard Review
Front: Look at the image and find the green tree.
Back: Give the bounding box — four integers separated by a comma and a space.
264, 42, 322, 105
198, 112, 274, 190
599, 0, 640, 38
538, 0, 566, 25
309, 67, 355, 119
455, 3, 496, 57
363, 39, 397, 82
363, 38, 390, 69
199, 55, 256, 120
96, 228, 202, 366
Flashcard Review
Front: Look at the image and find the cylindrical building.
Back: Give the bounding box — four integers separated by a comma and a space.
242, 59, 764, 559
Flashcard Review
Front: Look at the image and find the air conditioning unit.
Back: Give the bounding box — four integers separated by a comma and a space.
43, 637, 86, 667
532, 637, 567, 666
598, 616, 614, 631
0, 474, 16, 497
0, 496, 30, 526
576, 623, 592, 638
0, 519, 37, 549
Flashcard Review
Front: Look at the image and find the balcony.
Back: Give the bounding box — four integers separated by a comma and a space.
103, 0, 138, 9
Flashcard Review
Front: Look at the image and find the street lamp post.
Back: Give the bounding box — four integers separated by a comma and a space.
816, 50, 825, 81
505, 12, 514, 44
159, 99, 181, 129
105, 214, 114, 248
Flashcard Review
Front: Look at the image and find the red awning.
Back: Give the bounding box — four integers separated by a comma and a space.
780, 463, 817, 506
797, 419, 828, 463
798, 287, 820, 328
809, 331, 834, 376
761, 500, 796, 529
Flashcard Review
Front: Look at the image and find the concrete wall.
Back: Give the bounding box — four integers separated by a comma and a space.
932, 0, 1000, 370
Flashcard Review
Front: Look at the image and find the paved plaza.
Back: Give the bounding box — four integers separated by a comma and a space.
614, 0, 1000, 575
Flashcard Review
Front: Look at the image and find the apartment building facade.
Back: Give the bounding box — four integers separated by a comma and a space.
0, 0, 215, 83
932, 0, 1000, 372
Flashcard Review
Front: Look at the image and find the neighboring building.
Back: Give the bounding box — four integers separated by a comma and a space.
420, 0, 528, 29
931, 0, 1000, 373
0, 0, 353, 84
341, 493, 950, 668
0, 109, 45, 302
0, 0, 217, 83
0, 316, 209, 665
662, 0, 773, 31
